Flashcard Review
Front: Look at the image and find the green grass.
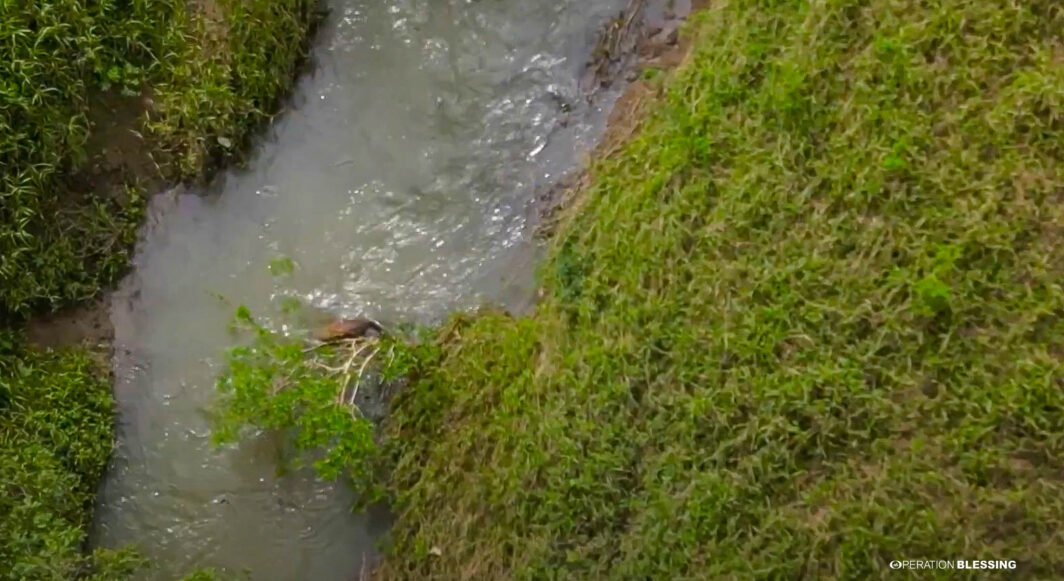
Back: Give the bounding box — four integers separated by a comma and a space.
214, 0, 1064, 578
0, 332, 148, 580
146, 0, 319, 178
0, 1, 319, 577
0, 0, 317, 317
370, 1, 1064, 577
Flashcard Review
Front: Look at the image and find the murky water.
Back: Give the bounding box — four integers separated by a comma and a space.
91, 0, 627, 578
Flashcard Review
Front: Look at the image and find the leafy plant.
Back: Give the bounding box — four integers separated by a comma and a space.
213, 307, 396, 506
0, 333, 128, 580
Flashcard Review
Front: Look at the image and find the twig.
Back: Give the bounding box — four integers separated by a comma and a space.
348, 348, 379, 406
302, 341, 330, 354
337, 340, 375, 405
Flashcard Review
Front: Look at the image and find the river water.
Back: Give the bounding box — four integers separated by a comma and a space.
91, 0, 628, 578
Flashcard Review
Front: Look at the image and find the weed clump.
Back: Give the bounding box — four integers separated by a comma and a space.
0, 332, 146, 579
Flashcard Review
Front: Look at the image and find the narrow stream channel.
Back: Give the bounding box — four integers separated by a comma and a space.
91, 0, 628, 578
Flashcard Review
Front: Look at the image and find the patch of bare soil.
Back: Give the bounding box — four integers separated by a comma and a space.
68, 86, 164, 200
25, 297, 113, 350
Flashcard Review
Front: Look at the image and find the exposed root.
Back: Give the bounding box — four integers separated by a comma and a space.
351, 349, 379, 402
303, 336, 382, 412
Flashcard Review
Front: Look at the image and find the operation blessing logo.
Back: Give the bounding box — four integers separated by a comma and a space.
889, 560, 1017, 570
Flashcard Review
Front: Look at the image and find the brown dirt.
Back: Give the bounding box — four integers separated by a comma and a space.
25, 297, 113, 350
66, 87, 165, 201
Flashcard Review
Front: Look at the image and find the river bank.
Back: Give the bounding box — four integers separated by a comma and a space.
92, 0, 648, 578
1, 1, 318, 577
377, 1, 1064, 577
218, 0, 1064, 579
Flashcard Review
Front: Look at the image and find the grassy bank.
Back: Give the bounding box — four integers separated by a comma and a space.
0, 0, 317, 316
220, 0, 1064, 578
0, 333, 145, 580
374, 0, 1064, 577
1, 0, 318, 577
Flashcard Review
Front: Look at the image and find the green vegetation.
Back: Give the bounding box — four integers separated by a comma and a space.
216, 0, 1064, 578
213, 306, 391, 498
1, 0, 318, 577
0, 0, 317, 316
0, 332, 146, 580
146, 0, 320, 179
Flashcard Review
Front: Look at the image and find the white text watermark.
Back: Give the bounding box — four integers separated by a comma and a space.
889, 560, 1016, 571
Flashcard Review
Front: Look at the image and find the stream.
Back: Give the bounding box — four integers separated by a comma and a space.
90, 0, 630, 578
